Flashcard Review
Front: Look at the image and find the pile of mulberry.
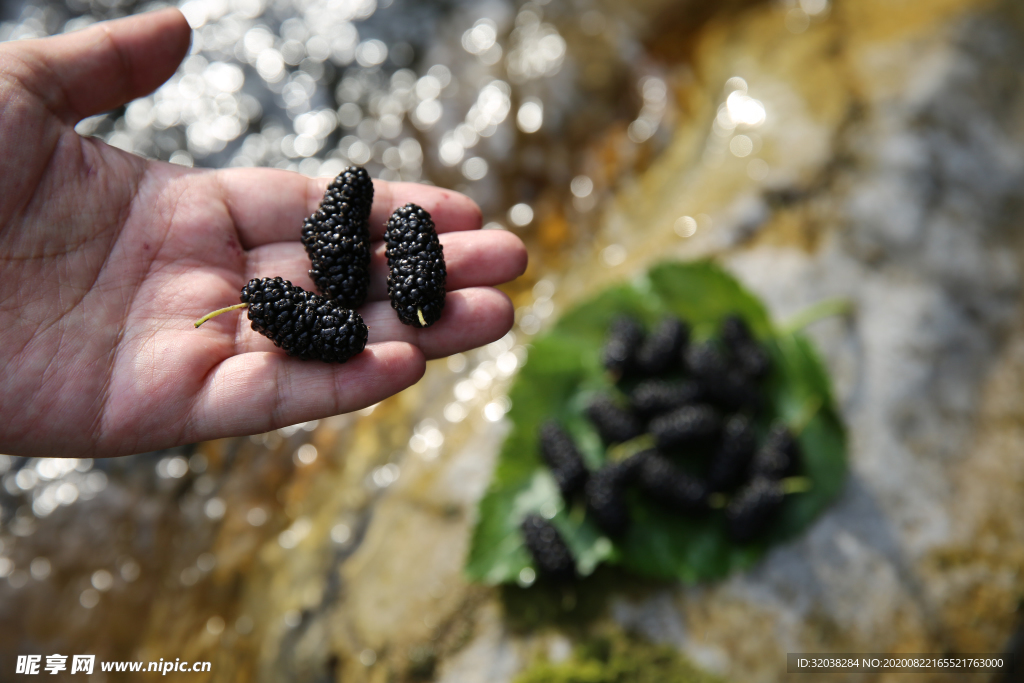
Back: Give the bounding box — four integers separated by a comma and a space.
520, 514, 575, 580
384, 203, 447, 327
301, 167, 374, 308
239, 277, 368, 363
520, 309, 807, 573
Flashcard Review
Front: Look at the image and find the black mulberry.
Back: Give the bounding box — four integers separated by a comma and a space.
301, 167, 374, 308
538, 422, 589, 500
629, 380, 702, 420
637, 452, 708, 513
585, 453, 647, 537
602, 315, 644, 377
239, 277, 368, 362
725, 476, 785, 543
707, 414, 757, 492
520, 514, 575, 580
700, 370, 764, 413
750, 423, 800, 479
635, 317, 688, 376
384, 203, 447, 327
684, 340, 730, 381
721, 315, 771, 379
649, 404, 720, 450
585, 395, 643, 444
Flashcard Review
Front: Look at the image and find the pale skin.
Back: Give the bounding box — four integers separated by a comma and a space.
0, 9, 528, 458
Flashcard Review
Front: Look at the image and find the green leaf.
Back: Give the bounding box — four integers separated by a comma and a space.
465, 260, 847, 584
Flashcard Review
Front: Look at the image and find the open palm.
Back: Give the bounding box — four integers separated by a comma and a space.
0, 9, 526, 458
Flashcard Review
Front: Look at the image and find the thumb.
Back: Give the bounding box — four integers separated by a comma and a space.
3, 8, 191, 124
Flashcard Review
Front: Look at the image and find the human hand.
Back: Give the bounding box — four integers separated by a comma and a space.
0, 9, 527, 458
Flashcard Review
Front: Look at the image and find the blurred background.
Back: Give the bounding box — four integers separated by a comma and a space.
3, 0, 1024, 680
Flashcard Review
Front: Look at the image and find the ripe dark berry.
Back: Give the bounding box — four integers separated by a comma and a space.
707, 415, 757, 492
384, 203, 447, 327
649, 404, 720, 450
637, 452, 708, 513
538, 422, 589, 500
699, 370, 764, 413
239, 277, 367, 362
602, 315, 644, 376
725, 476, 785, 543
635, 317, 689, 376
629, 380, 702, 420
585, 453, 647, 537
721, 315, 771, 379
301, 167, 374, 308
750, 423, 800, 479
684, 340, 729, 381
520, 514, 575, 580
585, 395, 643, 444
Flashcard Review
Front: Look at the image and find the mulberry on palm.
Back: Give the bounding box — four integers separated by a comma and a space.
240, 277, 367, 363
385, 204, 447, 327
301, 167, 374, 308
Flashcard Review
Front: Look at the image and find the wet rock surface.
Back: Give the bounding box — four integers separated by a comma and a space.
4, 0, 1024, 681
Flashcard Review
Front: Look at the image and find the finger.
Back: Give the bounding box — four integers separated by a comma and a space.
8, 8, 191, 123
216, 168, 482, 248
243, 229, 528, 302
365, 229, 527, 301
367, 180, 482, 239
189, 341, 425, 438
362, 287, 514, 360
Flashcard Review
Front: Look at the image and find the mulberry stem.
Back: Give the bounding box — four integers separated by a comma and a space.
194, 302, 248, 328
417, 308, 427, 327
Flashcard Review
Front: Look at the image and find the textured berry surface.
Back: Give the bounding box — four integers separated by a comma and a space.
725, 476, 785, 542
585, 455, 647, 537
538, 422, 589, 500
602, 315, 644, 376
722, 315, 771, 379
630, 380, 702, 419
751, 423, 800, 478
635, 317, 688, 375
684, 340, 729, 381
649, 404, 720, 450
585, 395, 643, 444
520, 514, 575, 580
707, 414, 756, 492
301, 167, 373, 308
241, 277, 367, 363
637, 452, 708, 512
384, 203, 447, 327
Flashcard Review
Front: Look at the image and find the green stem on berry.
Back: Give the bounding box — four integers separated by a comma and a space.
606, 434, 655, 463
417, 308, 427, 327
779, 297, 853, 335
194, 303, 248, 328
